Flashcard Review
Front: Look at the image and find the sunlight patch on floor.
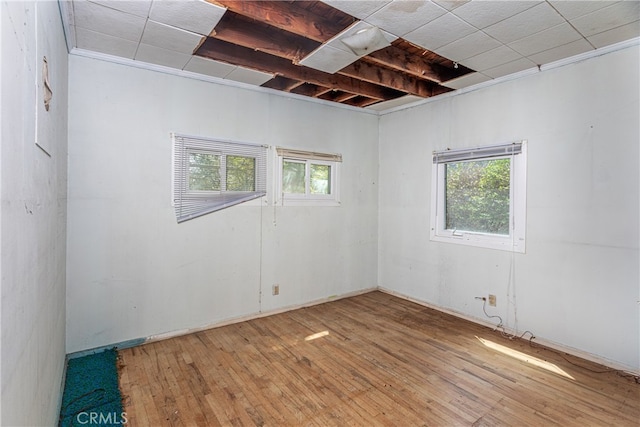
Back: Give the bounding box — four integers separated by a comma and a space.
305, 330, 329, 341
476, 336, 574, 380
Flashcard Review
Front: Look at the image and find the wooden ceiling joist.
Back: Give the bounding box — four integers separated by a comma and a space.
196, 38, 402, 101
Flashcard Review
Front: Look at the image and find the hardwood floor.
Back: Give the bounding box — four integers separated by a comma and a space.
118, 291, 639, 426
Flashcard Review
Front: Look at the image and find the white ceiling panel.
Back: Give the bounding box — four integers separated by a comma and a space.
549, 0, 617, 21
453, 1, 541, 30
569, 1, 640, 37
460, 45, 523, 71
528, 38, 593, 65
481, 57, 537, 78
483, 2, 565, 44
148, 0, 226, 36
322, 0, 391, 19
299, 44, 360, 74
404, 12, 477, 50
587, 21, 640, 49
183, 56, 236, 78
74, 0, 146, 42
88, 0, 152, 18
433, 0, 469, 11
140, 20, 203, 54
225, 67, 274, 86
508, 22, 583, 56
434, 30, 502, 62
75, 26, 138, 58
366, 1, 447, 37
441, 71, 491, 90
135, 43, 192, 69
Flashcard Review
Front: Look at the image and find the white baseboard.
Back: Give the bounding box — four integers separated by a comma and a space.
377, 287, 639, 377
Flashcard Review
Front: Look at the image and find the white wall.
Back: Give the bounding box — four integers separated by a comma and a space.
379, 45, 640, 371
1, 1, 68, 425
66, 56, 379, 353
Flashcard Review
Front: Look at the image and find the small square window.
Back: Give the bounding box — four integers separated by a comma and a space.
188, 151, 221, 191
431, 141, 527, 252
275, 148, 341, 206
227, 155, 256, 191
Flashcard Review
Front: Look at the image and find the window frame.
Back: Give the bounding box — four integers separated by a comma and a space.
275, 148, 341, 207
430, 141, 527, 253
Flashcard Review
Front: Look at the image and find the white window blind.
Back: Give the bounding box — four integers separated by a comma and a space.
433, 141, 522, 164
172, 133, 267, 223
276, 147, 342, 163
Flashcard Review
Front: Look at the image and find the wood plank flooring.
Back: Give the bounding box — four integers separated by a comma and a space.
118, 291, 639, 426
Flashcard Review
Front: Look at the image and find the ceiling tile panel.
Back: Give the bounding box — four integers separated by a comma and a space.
441, 71, 491, 90
148, 0, 226, 36
75, 26, 139, 58
569, 1, 640, 37
433, 0, 469, 11
135, 43, 192, 69
183, 56, 236, 78
320, 0, 390, 19
366, 1, 447, 37
434, 30, 502, 62
481, 57, 537, 78
404, 12, 477, 50
508, 23, 584, 56
225, 67, 274, 86
299, 45, 360, 74
74, 0, 146, 42
453, 0, 541, 29
549, 0, 617, 21
587, 21, 640, 48
140, 21, 203, 54
528, 38, 593, 65
484, 2, 565, 44
460, 45, 522, 71
88, 0, 152, 18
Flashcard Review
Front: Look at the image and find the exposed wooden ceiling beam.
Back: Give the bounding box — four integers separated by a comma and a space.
196, 38, 403, 101
212, 12, 441, 98
207, 0, 349, 42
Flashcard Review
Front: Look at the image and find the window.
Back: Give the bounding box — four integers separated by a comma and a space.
172, 134, 267, 222
430, 141, 527, 252
275, 147, 341, 206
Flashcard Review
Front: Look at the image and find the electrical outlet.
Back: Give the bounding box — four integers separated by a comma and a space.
488, 294, 496, 306
272, 284, 280, 296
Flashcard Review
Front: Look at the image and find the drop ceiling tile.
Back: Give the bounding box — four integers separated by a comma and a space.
299, 44, 360, 74
460, 45, 522, 71
587, 20, 640, 48
404, 12, 477, 51
509, 23, 583, 56
484, 2, 565, 44
366, 94, 425, 111
549, 0, 616, 20
225, 67, 274, 86
433, 0, 470, 11
322, 0, 391, 19
73, 0, 146, 42
140, 20, 203, 54
134, 43, 192, 69
183, 56, 236, 78
148, 0, 226, 36
570, 1, 640, 37
481, 57, 537, 78
434, 30, 502, 62
441, 71, 491, 90
366, 1, 447, 37
326, 21, 397, 53
75, 26, 138, 58
88, 0, 152, 18
453, 1, 541, 29
528, 38, 593, 65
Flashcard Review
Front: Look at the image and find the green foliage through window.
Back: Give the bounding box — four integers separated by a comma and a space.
282, 160, 306, 194
445, 158, 510, 235
188, 152, 220, 191
227, 156, 255, 191
310, 164, 330, 194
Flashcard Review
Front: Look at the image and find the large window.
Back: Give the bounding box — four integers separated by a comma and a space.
172, 134, 267, 222
430, 141, 527, 252
275, 147, 341, 206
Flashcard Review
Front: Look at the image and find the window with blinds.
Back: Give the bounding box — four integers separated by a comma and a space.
275, 147, 342, 206
172, 133, 267, 222
430, 141, 527, 252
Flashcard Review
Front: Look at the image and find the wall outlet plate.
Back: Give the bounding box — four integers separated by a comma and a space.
272, 284, 280, 296
488, 294, 496, 306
